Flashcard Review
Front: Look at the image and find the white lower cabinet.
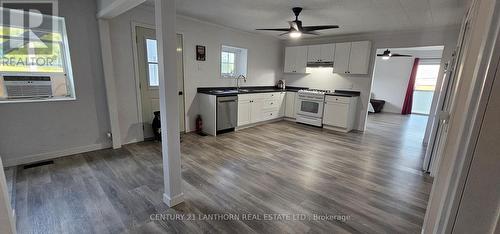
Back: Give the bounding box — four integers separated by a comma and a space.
323, 96, 358, 132
237, 92, 285, 127
237, 99, 252, 126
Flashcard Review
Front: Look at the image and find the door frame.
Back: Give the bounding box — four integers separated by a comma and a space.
131, 21, 187, 142
422, 0, 500, 232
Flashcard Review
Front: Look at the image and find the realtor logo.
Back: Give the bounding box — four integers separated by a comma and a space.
0, 2, 56, 55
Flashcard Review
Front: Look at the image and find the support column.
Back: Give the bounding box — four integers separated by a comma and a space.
98, 19, 122, 149
155, 0, 184, 207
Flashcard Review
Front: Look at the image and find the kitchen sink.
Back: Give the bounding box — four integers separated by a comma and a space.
212, 89, 239, 94
211, 89, 250, 94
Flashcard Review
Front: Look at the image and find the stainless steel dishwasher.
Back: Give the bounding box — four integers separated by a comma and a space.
217, 95, 238, 134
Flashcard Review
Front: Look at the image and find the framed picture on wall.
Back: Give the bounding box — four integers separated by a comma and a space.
196, 45, 206, 61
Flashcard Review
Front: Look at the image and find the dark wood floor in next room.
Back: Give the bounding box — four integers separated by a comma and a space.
10, 114, 432, 234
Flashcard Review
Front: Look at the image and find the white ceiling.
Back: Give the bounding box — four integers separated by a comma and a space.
146, 0, 469, 38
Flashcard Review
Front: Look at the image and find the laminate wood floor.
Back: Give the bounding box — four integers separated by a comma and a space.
11, 114, 432, 234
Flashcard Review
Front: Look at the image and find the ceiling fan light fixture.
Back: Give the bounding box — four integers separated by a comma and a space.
382, 56, 390, 60
289, 31, 302, 39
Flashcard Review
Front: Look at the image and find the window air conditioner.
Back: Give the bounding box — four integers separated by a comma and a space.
4, 76, 53, 99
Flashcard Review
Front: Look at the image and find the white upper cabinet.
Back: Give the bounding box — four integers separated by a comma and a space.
333, 41, 371, 75
284, 47, 297, 73
307, 44, 335, 62
284, 46, 308, 73
320, 44, 335, 62
285, 41, 370, 74
307, 45, 322, 62
348, 41, 371, 74
333, 42, 351, 74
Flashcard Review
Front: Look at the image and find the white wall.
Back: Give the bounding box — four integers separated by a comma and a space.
109, 5, 283, 144
0, 0, 111, 167
283, 26, 460, 131
371, 57, 414, 113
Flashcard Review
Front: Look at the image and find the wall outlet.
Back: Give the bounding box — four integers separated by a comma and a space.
106, 132, 112, 139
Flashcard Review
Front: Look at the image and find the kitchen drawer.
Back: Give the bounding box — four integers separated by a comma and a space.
238, 94, 255, 101
325, 95, 351, 104
261, 110, 279, 121
255, 92, 281, 100
263, 99, 280, 109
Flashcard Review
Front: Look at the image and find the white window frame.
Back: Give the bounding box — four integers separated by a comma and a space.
220, 44, 247, 79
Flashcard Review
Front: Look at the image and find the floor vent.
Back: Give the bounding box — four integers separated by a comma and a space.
23, 160, 54, 169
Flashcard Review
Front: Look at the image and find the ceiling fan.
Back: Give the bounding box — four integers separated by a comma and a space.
256, 7, 339, 38
377, 49, 412, 60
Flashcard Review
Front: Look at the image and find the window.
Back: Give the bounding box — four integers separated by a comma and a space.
145, 39, 159, 87
412, 61, 441, 115
221, 51, 235, 76
0, 5, 75, 102
220, 45, 247, 79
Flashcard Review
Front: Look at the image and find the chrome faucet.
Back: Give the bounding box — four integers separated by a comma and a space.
236, 75, 247, 91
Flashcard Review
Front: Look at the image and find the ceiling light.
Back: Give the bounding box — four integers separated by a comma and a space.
382, 56, 390, 60
289, 31, 302, 39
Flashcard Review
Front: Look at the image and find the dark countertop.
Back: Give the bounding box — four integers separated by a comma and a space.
197, 86, 306, 96
326, 90, 361, 97
197, 86, 361, 97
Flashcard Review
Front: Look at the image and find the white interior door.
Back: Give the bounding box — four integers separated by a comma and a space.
423, 14, 471, 175
136, 26, 185, 139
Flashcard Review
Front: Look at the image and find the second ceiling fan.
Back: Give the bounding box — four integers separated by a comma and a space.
256, 7, 339, 38
377, 49, 412, 60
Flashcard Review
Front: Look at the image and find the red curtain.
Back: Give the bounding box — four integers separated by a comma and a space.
401, 58, 420, 115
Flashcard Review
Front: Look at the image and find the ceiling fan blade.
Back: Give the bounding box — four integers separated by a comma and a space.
392, 54, 412, 57
302, 25, 339, 31
279, 32, 290, 36
302, 31, 319, 35
256, 28, 291, 31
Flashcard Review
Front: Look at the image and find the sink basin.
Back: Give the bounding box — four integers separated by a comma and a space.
212, 89, 239, 94
210, 89, 252, 94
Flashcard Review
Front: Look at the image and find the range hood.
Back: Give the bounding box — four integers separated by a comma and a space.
306, 61, 334, 68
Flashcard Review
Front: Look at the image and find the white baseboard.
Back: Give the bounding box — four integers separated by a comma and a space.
235, 118, 284, 131
3, 143, 111, 167
163, 192, 184, 207
323, 125, 350, 133
124, 138, 143, 145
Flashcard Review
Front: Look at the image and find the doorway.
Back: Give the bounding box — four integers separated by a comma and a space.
368, 46, 445, 171
135, 26, 186, 139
